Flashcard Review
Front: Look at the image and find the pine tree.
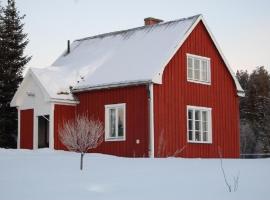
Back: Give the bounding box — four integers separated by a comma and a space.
245, 67, 270, 153
237, 67, 270, 154
236, 70, 249, 121
0, 0, 31, 148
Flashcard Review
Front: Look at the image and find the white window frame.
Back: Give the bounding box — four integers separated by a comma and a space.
187, 53, 211, 85
105, 103, 126, 141
187, 105, 212, 144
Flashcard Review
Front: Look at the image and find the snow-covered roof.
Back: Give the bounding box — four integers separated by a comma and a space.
52, 15, 200, 92
12, 14, 244, 106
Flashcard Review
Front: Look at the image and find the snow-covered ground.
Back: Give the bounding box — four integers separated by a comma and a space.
0, 149, 269, 200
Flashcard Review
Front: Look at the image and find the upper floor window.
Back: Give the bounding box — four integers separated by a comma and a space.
105, 103, 126, 141
187, 54, 211, 84
187, 106, 212, 143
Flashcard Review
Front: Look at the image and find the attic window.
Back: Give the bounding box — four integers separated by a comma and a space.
187, 54, 211, 84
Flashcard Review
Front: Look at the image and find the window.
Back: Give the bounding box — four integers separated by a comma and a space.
187, 54, 211, 84
105, 103, 126, 141
187, 106, 212, 143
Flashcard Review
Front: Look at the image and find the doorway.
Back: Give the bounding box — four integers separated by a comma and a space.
38, 115, 49, 148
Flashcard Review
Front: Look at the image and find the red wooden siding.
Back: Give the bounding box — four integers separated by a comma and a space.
20, 109, 33, 149
75, 86, 149, 157
54, 104, 76, 150
153, 21, 240, 158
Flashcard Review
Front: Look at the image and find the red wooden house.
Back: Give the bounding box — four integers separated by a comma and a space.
11, 15, 244, 158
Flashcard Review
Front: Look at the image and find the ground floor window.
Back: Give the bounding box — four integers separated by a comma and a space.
105, 103, 126, 141
187, 106, 212, 143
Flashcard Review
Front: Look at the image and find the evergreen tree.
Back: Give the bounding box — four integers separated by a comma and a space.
236, 70, 249, 121
237, 67, 270, 154
0, 0, 31, 148
247, 67, 270, 153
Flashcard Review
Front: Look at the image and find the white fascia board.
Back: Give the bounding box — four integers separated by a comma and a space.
10, 70, 32, 107
29, 68, 52, 102
152, 15, 244, 97
200, 17, 244, 96
50, 98, 79, 105
72, 80, 151, 93
33, 108, 38, 149
10, 68, 52, 107
49, 103, 55, 149
149, 83, 155, 158
17, 108, 20, 149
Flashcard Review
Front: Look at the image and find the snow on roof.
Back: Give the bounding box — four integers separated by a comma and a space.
31, 67, 78, 101
52, 15, 199, 92
22, 14, 243, 103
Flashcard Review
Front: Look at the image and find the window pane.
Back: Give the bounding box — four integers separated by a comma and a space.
202, 60, 207, 71
189, 131, 193, 140
188, 57, 193, 69
118, 107, 124, 137
201, 60, 208, 82
188, 120, 193, 131
109, 109, 116, 137
195, 131, 201, 141
201, 71, 207, 82
195, 121, 200, 131
202, 111, 207, 121
194, 69, 200, 80
203, 132, 208, 141
188, 110, 193, 120
195, 110, 200, 120
203, 122, 208, 132
188, 57, 193, 79
194, 59, 200, 80
194, 59, 200, 70
188, 68, 193, 79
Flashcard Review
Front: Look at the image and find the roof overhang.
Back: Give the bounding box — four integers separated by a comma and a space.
72, 80, 151, 93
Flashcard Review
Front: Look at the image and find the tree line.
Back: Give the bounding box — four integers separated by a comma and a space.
237, 66, 270, 154
0, 0, 30, 147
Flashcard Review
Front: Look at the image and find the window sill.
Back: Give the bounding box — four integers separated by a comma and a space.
187, 79, 211, 85
188, 140, 212, 144
105, 137, 126, 142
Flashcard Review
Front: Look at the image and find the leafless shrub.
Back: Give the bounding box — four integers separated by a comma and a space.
218, 146, 240, 192
233, 171, 240, 192
157, 130, 166, 157
172, 145, 187, 157
157, 130, 187, 157
59, 115, 104, 170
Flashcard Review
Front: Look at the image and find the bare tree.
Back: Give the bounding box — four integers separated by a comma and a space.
218, 146, 240, 192
59, 115, 104, 170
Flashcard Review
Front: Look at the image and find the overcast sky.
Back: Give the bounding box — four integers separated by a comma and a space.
15, 0, 270, 73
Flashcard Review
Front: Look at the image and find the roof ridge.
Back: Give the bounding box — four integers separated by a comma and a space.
74, 14, 201, 42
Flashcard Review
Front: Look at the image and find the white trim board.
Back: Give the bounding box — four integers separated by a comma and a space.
17, 108, 20, 149
149, 84, 155, 158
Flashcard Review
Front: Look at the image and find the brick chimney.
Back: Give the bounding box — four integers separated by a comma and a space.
144, 17, 163, 26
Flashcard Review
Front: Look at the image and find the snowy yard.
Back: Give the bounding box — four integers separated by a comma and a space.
0, 149, 269, 200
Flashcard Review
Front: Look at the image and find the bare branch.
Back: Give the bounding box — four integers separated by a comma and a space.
172, 145, 187, 157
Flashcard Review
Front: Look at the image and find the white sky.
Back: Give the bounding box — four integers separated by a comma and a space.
15, 0, 270, 73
